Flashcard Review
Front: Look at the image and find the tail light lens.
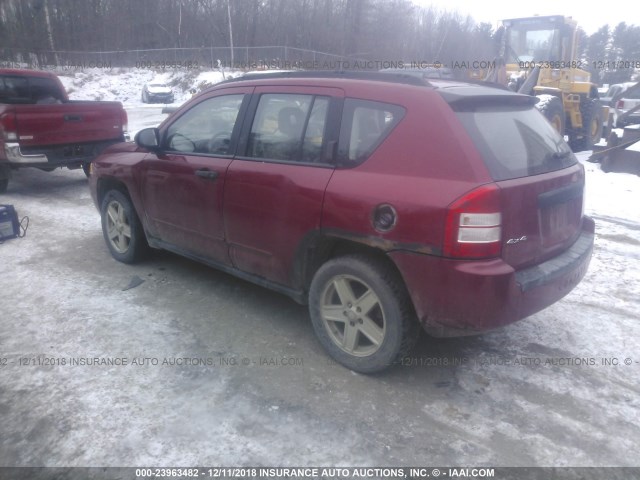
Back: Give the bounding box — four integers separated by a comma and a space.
616, 100, 625, 109
443, 184, 502, 259
121, 109, 129, 135
0, 112, 18, 141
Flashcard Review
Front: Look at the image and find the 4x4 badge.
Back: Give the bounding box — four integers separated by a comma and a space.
506, 235, 528, 245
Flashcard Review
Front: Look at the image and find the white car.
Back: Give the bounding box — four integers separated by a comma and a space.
141, 82, 174, 104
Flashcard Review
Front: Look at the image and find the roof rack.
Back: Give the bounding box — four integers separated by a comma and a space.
218, 70, 432, 87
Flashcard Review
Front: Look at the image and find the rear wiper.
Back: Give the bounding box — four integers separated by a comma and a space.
545, 150, 573, 164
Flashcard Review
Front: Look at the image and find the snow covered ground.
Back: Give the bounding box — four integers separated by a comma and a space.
56, 67, 244, 106
0, 76, 639, 468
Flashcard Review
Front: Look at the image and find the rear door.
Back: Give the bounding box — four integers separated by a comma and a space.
223, 86, 343, 286
140, 87, 251, 263
455, 103, 585, 269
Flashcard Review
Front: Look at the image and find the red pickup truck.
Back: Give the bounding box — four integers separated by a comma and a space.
0, 68, 128, 193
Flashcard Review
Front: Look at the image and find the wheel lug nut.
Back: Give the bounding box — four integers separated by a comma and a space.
356, 307, 361, 313
358, 318, 363, 324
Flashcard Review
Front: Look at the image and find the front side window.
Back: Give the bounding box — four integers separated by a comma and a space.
337, 99, 405, 166
165, 94, 244, 155
247, 94, 329, 163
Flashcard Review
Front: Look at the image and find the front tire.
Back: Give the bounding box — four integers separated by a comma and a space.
536, 95, 565, 135
309, 255, 420, 373
100, 190, 148, 263
569, 98, 603, 152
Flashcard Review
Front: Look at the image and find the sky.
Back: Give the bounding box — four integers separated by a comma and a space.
410, 0, 633, 34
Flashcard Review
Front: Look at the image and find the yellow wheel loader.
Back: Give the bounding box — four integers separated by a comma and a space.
486, 15, 605, 151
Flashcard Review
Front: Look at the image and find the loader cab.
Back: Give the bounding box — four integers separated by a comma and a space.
503, 16, 577, 64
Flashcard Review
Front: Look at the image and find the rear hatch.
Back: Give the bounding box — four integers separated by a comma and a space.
445, 88, 584, 269
13, 102, 125, 147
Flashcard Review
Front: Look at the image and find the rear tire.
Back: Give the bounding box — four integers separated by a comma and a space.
0, 178, 8, 193
536, 95, 565, 135
81, 162, 91, 178
100, 189, 148, 263
309, 255, 420, 373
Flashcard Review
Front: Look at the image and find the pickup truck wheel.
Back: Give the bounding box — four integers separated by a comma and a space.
100, 190, 148, 263
0, 179, 8, 193
309, 255, 420, 373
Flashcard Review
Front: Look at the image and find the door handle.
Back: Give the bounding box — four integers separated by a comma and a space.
194, 169, 219, 180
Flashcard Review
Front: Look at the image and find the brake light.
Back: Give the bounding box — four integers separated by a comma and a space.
616, 100, 625, 109
443, 184, 502, 259
0, 112, 18, 141
121, 109, 129, 134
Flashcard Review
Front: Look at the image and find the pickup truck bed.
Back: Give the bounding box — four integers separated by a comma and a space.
0, 68, 128, 193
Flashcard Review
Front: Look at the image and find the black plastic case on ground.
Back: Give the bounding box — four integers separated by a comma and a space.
0, 204, 20, 241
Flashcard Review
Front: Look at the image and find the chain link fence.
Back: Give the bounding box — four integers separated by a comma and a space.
0, 46, 368, 71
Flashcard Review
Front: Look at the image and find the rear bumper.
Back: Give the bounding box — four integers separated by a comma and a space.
389, 216, 595, 337
4, 143, 48, 164
3, 139, 125, 167
147, 94, 174, 103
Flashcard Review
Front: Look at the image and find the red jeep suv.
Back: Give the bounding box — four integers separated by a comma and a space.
89, 71, 594, 373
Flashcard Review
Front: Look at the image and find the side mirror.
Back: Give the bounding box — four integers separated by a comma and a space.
135, 128, 161, 152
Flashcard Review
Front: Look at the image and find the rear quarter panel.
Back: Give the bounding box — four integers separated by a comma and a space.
322, 85, 493, 253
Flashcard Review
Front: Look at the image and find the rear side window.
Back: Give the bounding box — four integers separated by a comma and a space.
338, 99, 405, 166
455, 105, 576, 181
247, 94, 330, 163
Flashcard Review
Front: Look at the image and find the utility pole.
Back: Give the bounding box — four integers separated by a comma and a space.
227, 0, 234, 68
42, 0, 59, 65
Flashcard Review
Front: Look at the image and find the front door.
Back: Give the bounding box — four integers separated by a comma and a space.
140, 88, 251, 263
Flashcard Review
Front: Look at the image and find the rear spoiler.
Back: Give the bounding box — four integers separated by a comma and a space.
435, 84, 538, 109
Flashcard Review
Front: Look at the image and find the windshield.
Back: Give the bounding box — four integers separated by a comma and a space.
456, 105, 576, 181
506, 25, 561, 63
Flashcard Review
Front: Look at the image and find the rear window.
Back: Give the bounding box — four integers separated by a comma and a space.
455, 105, 576, 181
623, 89, 640, 100
0, 75, 63, 104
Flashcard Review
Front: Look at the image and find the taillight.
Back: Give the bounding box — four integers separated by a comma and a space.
616, 100, 625, 109
0, 112, 18, 141
121, 109, 129, 134
443, 184, 502, 259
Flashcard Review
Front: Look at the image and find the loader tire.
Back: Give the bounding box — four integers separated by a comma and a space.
536, 95, 565, 135
569, 98, 603, 152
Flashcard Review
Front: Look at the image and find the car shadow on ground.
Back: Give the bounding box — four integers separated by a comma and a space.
5, 167, 88, 197
138, 247, 496, 385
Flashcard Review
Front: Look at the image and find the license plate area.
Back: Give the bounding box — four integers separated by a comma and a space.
540, 198, 581, 247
